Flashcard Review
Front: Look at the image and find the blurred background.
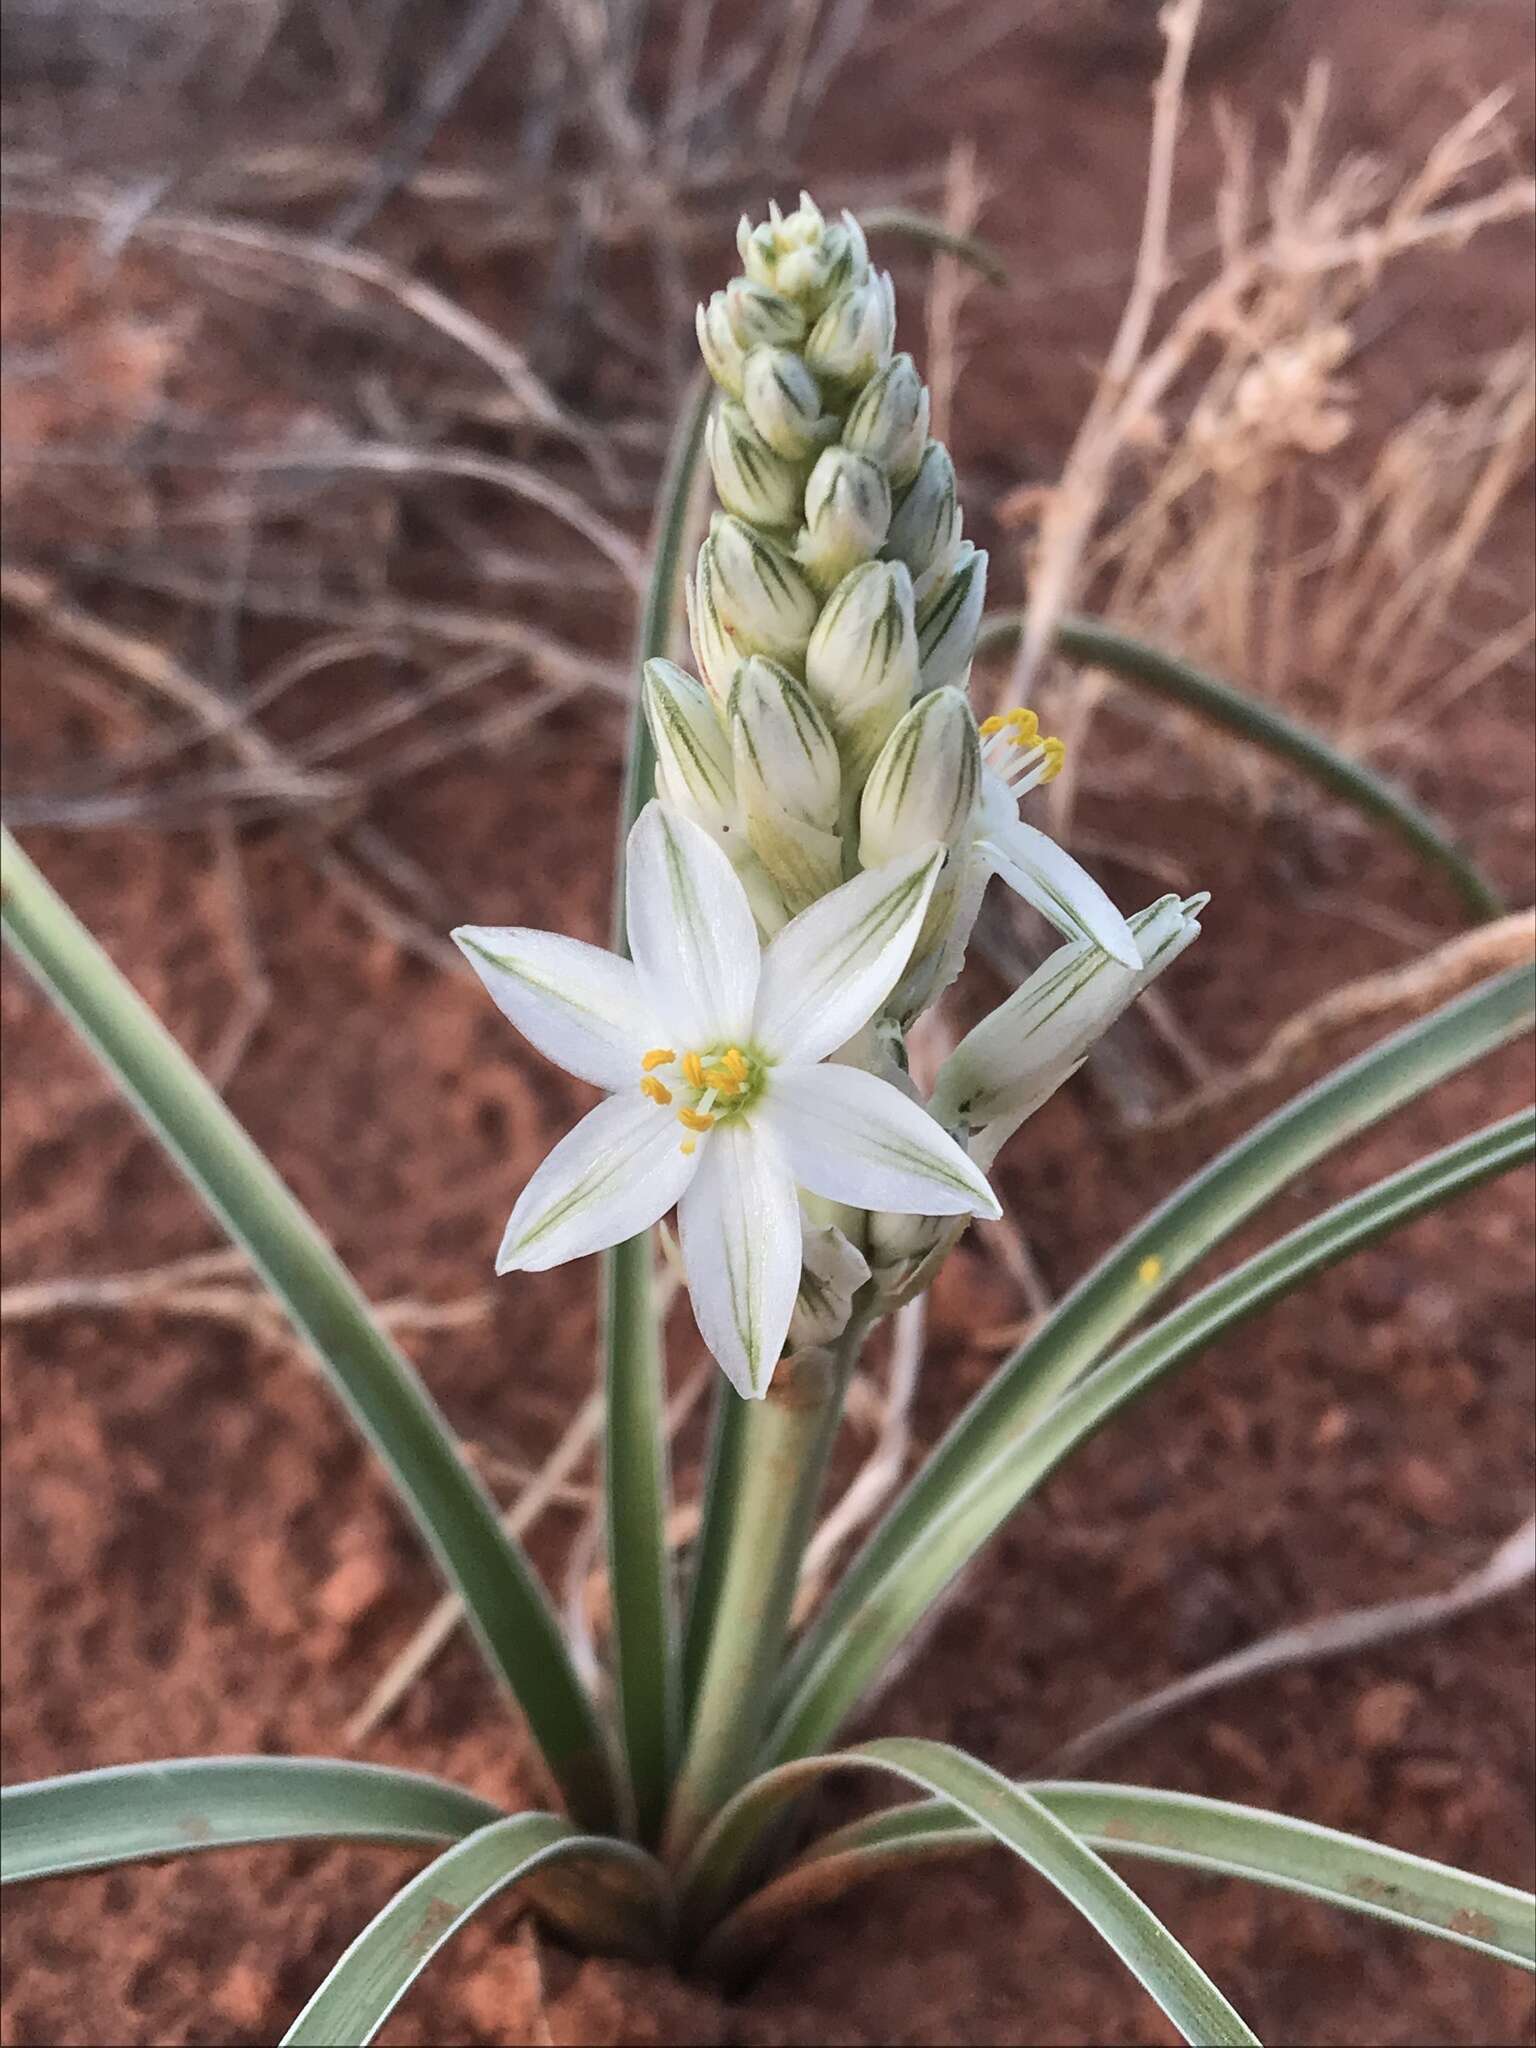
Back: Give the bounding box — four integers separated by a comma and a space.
1, 2, 1533, 2042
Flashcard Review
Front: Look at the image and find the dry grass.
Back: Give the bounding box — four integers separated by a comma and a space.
992, 41, 1535, 831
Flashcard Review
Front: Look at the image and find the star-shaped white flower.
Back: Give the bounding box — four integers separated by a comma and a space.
454, 799, 998, 1398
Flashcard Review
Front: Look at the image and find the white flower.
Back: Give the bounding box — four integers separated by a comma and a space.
454, 801, 998, 1399
970, 707, 1142, 968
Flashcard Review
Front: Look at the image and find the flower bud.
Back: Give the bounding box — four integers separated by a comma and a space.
841, 353, 929, 488
686, 542, 743, 707
706, 401, 804, 531
642, 658, 737, 845
729, 657, 843, 910
696, 292, 746, 398
737, 194, 868, 312
741, 346, 835, 459
804, 271, 896, 389
707, 515, 821, 666
916, 542, 988, 694
805, 560, 920, 784
885, 441, 963, 599
859, 687, 981, 867
788, 1210, 871, 1351
723, 277, 807, 350
798, 446, 891, 593
866, 1205, 968, 1307
931, 891, 1208, 1138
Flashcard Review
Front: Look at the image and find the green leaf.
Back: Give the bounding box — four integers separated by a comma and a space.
723, 1781, 1536, 1974
976, 610, 1505, 924
684, 1739, 1258, 2046
0, 1757, 501, 1883
600, 374, 711, 1841
861, 207, 1010, 287
0, 830, 619, 1832
766, 1108, 1534, 1766
775, 967, 1534, 1742
281, 1816, 670, 2046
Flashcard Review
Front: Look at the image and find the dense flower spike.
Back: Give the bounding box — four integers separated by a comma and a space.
458, 193, 1206, 1389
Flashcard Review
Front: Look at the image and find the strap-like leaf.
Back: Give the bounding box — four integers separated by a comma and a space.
0, 830, 618, 1831
766, 1109, 1534, 1765
281, 1816, 669, 2046
601, 375, 711, 1840
711, 1780, 1536, 1976
775, 967, 1534, 1737
976, 610, 1505, 923
0, 1757, 500, 1883
683, 1739, 1258, 2046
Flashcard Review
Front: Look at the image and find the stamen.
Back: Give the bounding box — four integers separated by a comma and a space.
681, 1051, 707, 1089
979, 714, 1006, 737
680, 1138, 697, 1156
723, 1047, 751, 1081
641, 1047, 676, 1072
640, 1076, 673, 1105
678, 1106, 715, 1133
1039, 736, 1066, 783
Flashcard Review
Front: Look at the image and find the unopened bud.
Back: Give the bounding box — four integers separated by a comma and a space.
788, 1212, 871, 1351
885, 441, 963, 599
804, 559, 919, 785
931, 892, 1208, 1137
859, 687, 981, 866
804, 271, 896, 389
741, 347, 835, 459
687, 544, 743, 707
916, 543, 988, 694
707, 515, 821, 666
706, 401, 804, 531
724, 278, 806, 350
730, 657, 843, 909
841, 354, 929, 488
798, 446, 891, 592
696, 292, 746, 399
642, 659, 737, 845
737, 194, 868, 312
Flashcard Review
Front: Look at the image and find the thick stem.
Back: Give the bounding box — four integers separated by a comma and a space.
662, 1323, 869, 1864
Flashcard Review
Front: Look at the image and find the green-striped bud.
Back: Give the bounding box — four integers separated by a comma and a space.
741, 346, 835, 459
642, 659, 737, 845
706, 515, 821, 666
729, 657, 843, 910
841, 353, 929, 488
723, 278, 806, 350
788, 1211, 870, 1351
804, 270, 896, 389
931, 892, 1208, 1139
885, 442, 963, 599
686, 543, 742, 707
799, 446, 892, 593
859, 686, 981, 866
706, 401, 804, 530
804, 559, 919, 785
737, 194, 868, 313
696, 292, 747, 398
916, 542, 988, 694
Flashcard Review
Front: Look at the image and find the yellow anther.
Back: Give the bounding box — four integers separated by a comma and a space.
1006, 707, 1040, 744
979, 714, 1006, 737
678, 1106, 715, 1133
1039, 737, 1067, 783
681, 1051, 707, 1089
680, 1138, 697, 1156
723, 1047, 751, 1080
1137, 1255, 1164, 1287
640, 1076, 673, 1106
641, 1047, 676, 1072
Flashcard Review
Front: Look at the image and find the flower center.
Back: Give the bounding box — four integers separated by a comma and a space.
979, 707, 1066, 795
637, 1044, 766, 1154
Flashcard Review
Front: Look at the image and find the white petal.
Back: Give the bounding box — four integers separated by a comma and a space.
752, 848, 942, 1064
677, 1121, 803, 1399
624, 800, 761, 1047
761, 1064, 999, 1218
981, 814, 1142, 970
452, 927, 651, 1090
497, 1093, 698, 1273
